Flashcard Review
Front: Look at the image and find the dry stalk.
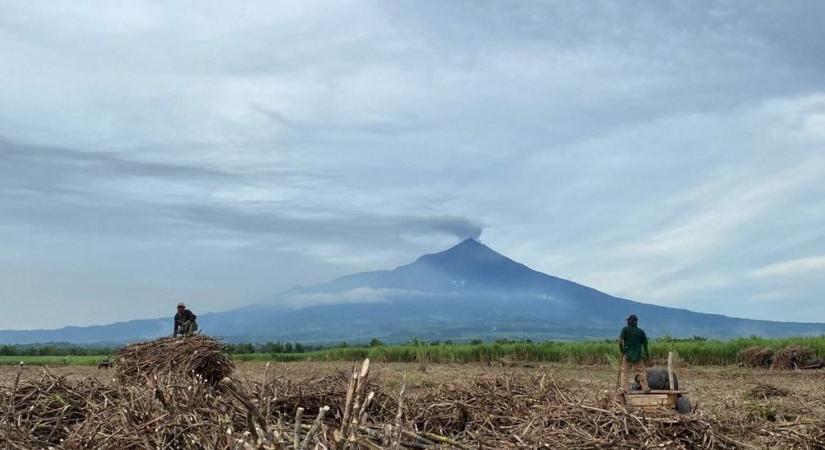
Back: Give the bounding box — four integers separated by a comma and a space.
3, 337, 823, 450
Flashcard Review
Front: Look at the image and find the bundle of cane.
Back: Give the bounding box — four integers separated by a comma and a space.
114, 335, 234, 385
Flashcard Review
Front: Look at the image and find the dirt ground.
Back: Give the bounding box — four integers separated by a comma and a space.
3, 360, 824, 424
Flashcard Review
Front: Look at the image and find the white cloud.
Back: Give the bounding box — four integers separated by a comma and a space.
751, 256, 825, 278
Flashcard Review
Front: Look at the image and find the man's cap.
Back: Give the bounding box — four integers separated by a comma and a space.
626, 314, 638, 321
177, 302, 186, 308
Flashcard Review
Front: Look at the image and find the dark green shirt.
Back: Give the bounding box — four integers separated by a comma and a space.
619, 325, 649, 363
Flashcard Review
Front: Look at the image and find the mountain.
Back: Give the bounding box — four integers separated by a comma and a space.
2, 239, 824, 344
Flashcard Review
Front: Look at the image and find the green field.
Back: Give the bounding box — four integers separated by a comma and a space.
4, 336, 824, 366
235, 335, 825, 366
0, 355, 105, 366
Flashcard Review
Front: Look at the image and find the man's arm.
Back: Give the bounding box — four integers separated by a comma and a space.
617, 328, 626, 354
642, 332, 650, 360
173, 316, 179, 337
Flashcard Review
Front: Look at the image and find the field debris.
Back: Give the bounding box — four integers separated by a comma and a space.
2, 335, 825, 449
114, 335, 235, 385
744, 382, 790, 400
1, 369, 112, 446
770, 345, 817, 371
263, 369, 395, 421
738, 346, 774, 368
404, 375, 737, 449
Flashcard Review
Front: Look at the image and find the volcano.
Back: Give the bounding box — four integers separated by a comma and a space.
2, 239, 824, 344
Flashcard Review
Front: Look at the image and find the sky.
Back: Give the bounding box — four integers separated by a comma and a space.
1, 1, 824, 330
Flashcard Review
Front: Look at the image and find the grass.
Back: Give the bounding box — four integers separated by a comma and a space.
234, 336, 825, 366
0, 355, 106, 366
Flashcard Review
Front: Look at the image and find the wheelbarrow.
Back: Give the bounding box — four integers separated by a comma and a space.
622, 352, 691, 414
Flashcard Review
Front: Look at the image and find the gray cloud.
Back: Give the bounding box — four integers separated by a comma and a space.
175, 205, 483, 244
0, 137, 482, 246
0, 1, 823, 328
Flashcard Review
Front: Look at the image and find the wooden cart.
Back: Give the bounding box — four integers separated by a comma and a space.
625, 389, 688, 411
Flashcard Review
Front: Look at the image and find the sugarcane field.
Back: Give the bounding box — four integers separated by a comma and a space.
1, 334, 824, 449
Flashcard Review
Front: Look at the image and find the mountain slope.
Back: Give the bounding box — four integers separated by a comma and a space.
2, 239, 824, 344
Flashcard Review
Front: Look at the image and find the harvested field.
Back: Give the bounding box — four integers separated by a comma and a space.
2, 343, 825, 449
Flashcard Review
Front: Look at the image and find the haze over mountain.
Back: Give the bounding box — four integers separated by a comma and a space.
2, 239, 823, 345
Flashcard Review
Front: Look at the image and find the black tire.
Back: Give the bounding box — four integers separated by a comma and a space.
631, 369, 678, 390
677, 396, 691, 414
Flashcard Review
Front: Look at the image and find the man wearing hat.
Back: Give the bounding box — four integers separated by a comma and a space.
618, 314, 650, 393
173, 302, 198, 337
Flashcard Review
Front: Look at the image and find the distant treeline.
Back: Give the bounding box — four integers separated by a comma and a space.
223, 341, 327, 354
0, 344, 120, 357
0, 341, 338, 357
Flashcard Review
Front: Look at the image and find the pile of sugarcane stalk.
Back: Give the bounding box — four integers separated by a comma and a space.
114, 335, 235, 385
1, 360, 377, 449
770, 346, 817, 370
738, 346, 775, 368
0, 366, 114, 448
259, 369, 396, 424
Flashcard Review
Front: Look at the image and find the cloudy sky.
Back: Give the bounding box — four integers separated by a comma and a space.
1, 1, 824, 330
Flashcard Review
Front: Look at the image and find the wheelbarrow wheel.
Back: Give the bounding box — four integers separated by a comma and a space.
677, 396, 691, 414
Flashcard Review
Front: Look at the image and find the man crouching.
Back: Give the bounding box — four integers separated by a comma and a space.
174, 302, 198, 337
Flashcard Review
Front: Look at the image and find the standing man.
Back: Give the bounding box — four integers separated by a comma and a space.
618, 314, 650, 393
173, 302, 198, 337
